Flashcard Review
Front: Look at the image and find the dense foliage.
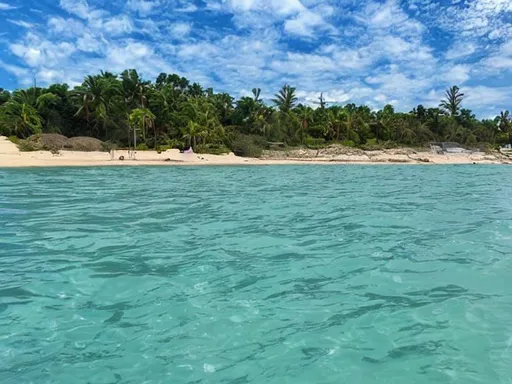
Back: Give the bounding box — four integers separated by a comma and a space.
1, 70, 511, 154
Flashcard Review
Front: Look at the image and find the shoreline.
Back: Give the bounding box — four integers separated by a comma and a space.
1, 137, 510, 168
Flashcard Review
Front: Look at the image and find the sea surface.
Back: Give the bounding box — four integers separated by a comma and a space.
1, 165, 512, 384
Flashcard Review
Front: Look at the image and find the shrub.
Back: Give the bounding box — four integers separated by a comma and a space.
101, 141, 116, 152
304, 136, 327, 149
195, 144, 231, 155
136, 143, 149, 150
341, 140, 356, 147
230, 135, 263, 158
8, 136, 20, 144
69, 137, 104, 151
18, 139, 42, 151
360, 140, 400, 150
163, 139, 183, 150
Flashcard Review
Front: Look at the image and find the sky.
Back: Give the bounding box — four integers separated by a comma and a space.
0, 0, 511, 117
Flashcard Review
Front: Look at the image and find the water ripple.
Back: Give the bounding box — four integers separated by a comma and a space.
1, 165, 512, 383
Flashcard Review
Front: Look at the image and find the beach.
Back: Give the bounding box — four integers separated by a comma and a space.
0, 136, 509, 167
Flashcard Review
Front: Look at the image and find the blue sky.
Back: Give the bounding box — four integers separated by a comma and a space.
0, 0, 511, 117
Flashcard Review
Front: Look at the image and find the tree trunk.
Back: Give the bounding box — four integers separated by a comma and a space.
153, 122, 157, 149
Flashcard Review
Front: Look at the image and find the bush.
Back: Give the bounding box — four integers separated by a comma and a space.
162, 139, 183, 151
304, 136, 327, 149
230, 135, 263, 158
195, 144, 231, 155
360, 140, 400, 150
18, 139, 42, 151
341, 140, 356, 147
136, 143, 149, 150
8, 136, 20, 144
101, 141, 116, 152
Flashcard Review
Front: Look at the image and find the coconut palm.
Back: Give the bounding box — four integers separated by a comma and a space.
272, 85, 297, 113
295, 105, 314, 144
122, 69, 150, 109
72, 75, 121, 139
440, 86, 464, 116
0, 99, 42, 138
327, 108, 344, 141
181, 120, 203, 149
497, 110, 511, 143
129, 108, 156, 148
254, 106, 273, 137
252, 88, 261, 102
72, 76, 120, 122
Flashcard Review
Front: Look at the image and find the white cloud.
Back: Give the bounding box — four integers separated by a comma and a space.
127, 0, 159, 16
436, 0, 512, 39
100, 41, 174, 78
445, 41, 477, 60
177, 4, 197, 13
360, 0, 424, 36
284, 9, 330, 37
9, 34, 76, 68
443, 64, 471, 84
7, 20, 35, 29
48, 17, 85, 37
482, 40, 512, 70
464, 85, 512, 111
59, 0, 91, 19
169, 22, 192, 39
225, 0, 304, 14
103, 15, 133, 36
0, 2, 16, 10
77, 33, 104, 53
1, 0, 511, 117
0, 59, 30, 78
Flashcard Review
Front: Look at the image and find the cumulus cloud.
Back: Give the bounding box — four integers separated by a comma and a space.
127, 0, 159, 16
1, 0, 511, 115
168, 22, 192, 39
0, 2, 17, 10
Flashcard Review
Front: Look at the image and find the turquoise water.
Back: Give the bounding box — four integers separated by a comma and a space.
1, 165, 512, 383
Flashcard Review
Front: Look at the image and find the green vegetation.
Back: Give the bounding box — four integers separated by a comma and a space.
1, 71, 511, 155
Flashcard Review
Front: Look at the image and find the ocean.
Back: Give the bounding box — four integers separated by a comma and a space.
1, 165, 512, 383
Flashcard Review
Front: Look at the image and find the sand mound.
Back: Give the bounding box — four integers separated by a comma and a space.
21, 134, 105, 152
68, 137, 104, 152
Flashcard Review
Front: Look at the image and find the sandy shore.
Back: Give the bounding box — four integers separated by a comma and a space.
0, 136, 510, 167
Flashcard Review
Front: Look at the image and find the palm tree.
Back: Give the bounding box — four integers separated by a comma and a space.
497, 110, 511, 143
129, 108, 156, 148
181, 120, 203, 149
122, 69, 150, 109
272, 85, 297, 113
254, 106, 273, 137
440, 86, 464, 116
327, 108, 344, 141
72, 75, 99, 122
0, 99, 42, 138
295, 105, 313, 144
72, 75, 121, 139
252, 88, 261, 102
35, 92, 59, 131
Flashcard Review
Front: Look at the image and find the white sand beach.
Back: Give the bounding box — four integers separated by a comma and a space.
0, 136, 509, 167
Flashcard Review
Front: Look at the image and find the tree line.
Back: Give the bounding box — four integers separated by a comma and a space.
0, 70, 511, 155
